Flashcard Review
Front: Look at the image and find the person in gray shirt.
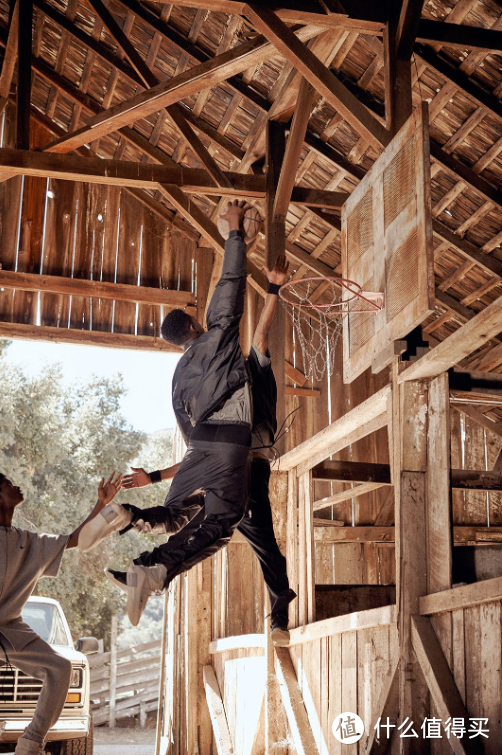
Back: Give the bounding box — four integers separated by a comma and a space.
0, 471, 121, 755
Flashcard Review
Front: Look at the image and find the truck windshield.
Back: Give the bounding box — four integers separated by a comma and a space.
21, 603, 71, 646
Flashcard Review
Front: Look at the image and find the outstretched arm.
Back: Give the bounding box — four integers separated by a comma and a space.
66, 472, 122, 549
252, 254, 289, 355
206, 200, 250, 332
122, 463, 182, 490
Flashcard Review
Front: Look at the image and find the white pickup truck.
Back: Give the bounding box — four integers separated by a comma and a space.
0, 596, 98, 754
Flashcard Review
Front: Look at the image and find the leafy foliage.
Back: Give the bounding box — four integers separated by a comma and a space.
0, 341, 174, 648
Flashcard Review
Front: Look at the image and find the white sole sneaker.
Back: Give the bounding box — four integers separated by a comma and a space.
271, 627, 290, 647
78, 503, 133, 552
126, 564, 167, 626
104, 568, 128, 593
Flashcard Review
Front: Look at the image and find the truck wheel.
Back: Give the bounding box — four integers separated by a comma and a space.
56, 719, 94, 755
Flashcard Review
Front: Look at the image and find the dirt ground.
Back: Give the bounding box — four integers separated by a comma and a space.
94, 727, 156, 755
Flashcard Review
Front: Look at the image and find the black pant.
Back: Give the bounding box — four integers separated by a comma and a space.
134, 457, 294, 614
125, 437, 251, 584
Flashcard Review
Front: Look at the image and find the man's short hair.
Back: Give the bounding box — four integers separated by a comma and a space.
161, 309, 194, 346
0, 473, 5, 486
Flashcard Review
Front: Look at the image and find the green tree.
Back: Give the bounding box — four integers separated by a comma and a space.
0, 341, 174, 647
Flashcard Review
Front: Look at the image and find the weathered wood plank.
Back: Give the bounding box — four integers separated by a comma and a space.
276, 385, 390, 472
411, 615, 484, 755
289, 605, 396, 645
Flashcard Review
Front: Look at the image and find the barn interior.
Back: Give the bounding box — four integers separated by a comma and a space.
1, 0, 502, 752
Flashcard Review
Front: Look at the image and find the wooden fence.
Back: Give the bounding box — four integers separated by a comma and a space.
89, 637, 162, 727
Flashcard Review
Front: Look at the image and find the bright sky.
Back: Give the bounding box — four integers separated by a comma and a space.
6, 340, 180, 434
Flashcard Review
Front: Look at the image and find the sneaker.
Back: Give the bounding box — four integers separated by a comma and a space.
78, 503, 133, 553
271, 608, 290, 647
105, 568, 128, 592
14, 738, 44, 755
126, 564, 167, 626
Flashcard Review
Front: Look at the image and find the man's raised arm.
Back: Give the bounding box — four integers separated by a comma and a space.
253, 254, 289, 354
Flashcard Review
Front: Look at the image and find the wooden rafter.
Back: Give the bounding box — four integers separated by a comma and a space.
40, 24, 322, 155
245, 5, 389, 148
152, 0, 386, 32
86, 0, 233, 190
417, 18, 502, 53
0, 0, 18, 114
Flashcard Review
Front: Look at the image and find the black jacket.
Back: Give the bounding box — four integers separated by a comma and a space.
172, 231, 249, 444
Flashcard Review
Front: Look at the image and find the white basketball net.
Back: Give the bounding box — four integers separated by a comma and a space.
280, 278, 344, 383
279, 276, 383, 383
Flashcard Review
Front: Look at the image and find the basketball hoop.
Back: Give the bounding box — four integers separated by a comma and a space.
279, 275, 384, 382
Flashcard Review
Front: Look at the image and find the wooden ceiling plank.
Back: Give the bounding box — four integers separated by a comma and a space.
87, 0, 232, 189
441, 106, 486, 154
244, 5, 389, 149
0, 0, 19, 114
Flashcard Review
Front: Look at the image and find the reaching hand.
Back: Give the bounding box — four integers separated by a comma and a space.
263, 254, 289, 287
219, 200, 251, 232
98, 472, 122, 506
122, 467, 151, 489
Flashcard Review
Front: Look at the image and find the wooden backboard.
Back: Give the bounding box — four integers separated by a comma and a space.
342, 105, 434, 383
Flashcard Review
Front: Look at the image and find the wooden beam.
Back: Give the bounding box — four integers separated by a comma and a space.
427, 373, 452, 595
209, 634, 265, 654
313, 482, 389, 512
453, 404, 502, 440
433, 219, 502, 280
362, 662, 399, 755
276, 385, 390, 472
420, 575, 502, 615
0, 270, 195, 310
86, 0, 233, 190
314, 526, 395, 543
399, 294, 502, 383
412, 616, 484, 755
41, 25, 323, 155
0, 321, 182, 352
396, 0, 426, 60
314, 525, 502, 545
17, 0, 32, 149
202, 665, 234, 755
273, 78, 316, 220
312, 460, 391, 484
0, 148, 267, 194
0, 0, 18, 114
274, 647, 320, 755
150, 0, 386, 32
288, 605, 396, 646
451, 469, 502, 491
244, 5, 389, 149
417, 19, 502, 53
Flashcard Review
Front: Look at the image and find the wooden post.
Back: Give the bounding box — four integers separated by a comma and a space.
298, 470, 315, 625
16, 0, 32, 150
392, 365, 429, 754
109, 614, 118, 728
266, 119, 286, 455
